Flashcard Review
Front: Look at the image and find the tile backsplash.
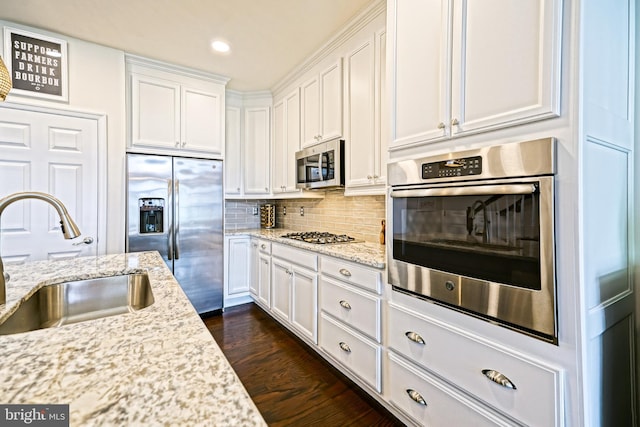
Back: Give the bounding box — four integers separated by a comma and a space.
225, 191, 386, 244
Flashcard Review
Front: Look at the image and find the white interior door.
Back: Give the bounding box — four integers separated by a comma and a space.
0, 107, 99, 264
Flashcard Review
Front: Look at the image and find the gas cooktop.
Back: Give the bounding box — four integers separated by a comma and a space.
281, 231, 358, 244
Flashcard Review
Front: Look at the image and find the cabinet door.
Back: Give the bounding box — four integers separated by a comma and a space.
181, 87, 223, 154
272, 99, 286, 193
249, 239, 259, 296
130, 73, 181, 149
226, 237, 250, 296
271, 258, 291, 321
291, 266, 318, 343
319, 58, 343, 142
224, 106, 242, 196
284, 89, 301, 192
450, 0, 561, 135
388, 0, 450, 148
258, 252, 271, 307
243, 106, 271, 195
301, 75, 320, 147
345, 37, 376, 189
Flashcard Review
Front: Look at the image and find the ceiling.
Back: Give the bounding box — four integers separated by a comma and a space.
0, 0, 376, 91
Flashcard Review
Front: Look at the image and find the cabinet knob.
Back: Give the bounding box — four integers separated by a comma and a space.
481, 369, 517, 389
265, 187, 269, 192
406, 389, 427, 406
451, 118, 459, 126
261, 244, 266, 249
367, 175, 373, 180
338, 342, 351, 353
339, 300, 352, 310
181, 141, 187, 147
405, 331, 426, 345
175, 141, 180, 147
373, 174, 379, 179
237, 187, 240, 192
339, 268, 351, 277
437, 122, 446, 130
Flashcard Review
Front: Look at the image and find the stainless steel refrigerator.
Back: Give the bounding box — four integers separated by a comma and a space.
126, 153, 223, 315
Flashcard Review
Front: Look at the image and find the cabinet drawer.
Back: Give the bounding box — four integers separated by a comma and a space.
388, 302, 562, 427
320, 256, 382, 294
388, 353, 515, 427
272, 243, 317, 271
319, 313, 381, 392
320, 276, 381, 342
257, 239, 271, 254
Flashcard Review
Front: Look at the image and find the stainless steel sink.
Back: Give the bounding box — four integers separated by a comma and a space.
0, 273, 155, 335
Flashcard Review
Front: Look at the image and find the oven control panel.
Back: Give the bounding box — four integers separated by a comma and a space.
422, 156, 482, 179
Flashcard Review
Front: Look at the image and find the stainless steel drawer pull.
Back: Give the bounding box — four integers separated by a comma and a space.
339, 300, 352, 310
406, 389, 427, 406
339, 268, 351, 277
405, 331, 425, 345
481, 369, 517, 390
338, 342, 351, 353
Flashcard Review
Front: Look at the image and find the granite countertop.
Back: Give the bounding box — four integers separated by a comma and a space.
226, 228, 386, 269
0, 251, 266, 427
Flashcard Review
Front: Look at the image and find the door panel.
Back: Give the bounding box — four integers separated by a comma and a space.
0, 108, 99, 263
172, 157, 223, 313
126, 153, 173, 266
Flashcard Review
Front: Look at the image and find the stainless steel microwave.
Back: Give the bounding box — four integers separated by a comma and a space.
295, 138, 345, 190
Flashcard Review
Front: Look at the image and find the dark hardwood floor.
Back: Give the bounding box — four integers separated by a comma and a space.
203, 303, 405, 427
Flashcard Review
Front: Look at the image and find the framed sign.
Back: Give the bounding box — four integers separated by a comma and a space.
3, 27, 68, 102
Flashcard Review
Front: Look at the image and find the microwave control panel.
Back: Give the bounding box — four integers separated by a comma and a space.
422, 156, 482, 179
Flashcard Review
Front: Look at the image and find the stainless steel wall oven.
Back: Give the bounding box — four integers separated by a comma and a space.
388, 138, 557, 343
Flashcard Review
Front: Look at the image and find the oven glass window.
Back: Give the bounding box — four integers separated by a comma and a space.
297, 151, 335, 183
392, 188, 541, 290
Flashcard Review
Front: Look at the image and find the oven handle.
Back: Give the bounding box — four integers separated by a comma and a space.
390, 183, 537, 198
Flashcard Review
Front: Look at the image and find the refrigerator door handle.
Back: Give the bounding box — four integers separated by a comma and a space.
174, 178, 180, 260
167, 178, 173, 260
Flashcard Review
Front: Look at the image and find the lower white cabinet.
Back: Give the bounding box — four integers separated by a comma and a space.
224, 236, 252, 307
387, 352, 515, 427
270, 243, 319, 343
388, 301, 564, 426
249, 238, 271, 310
319, 312, 381, 392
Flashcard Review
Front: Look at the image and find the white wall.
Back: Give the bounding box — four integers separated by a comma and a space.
0, 20, 127, 254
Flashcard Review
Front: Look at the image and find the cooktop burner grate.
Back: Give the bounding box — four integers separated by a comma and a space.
281, 231, 358, 244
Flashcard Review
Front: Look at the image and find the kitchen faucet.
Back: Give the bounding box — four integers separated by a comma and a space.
466, 200, 489, 243
0, 192, 81, 305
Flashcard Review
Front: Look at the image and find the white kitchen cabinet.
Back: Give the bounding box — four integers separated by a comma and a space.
243, 106, 271, 195
272, 89, 302, 195
224, 92, 273, 198
225, 105, 242, 196
269, 244, 319, 343
301, 59, 343, 147
126, 55, 227, 156
257, 251, 271, 309
387, 0, 561, 149
387, 352, 514, 427
224, 236, 253, 308
344, 27, 387, 196
248, 239, 259, 297
387, 300, 564, 426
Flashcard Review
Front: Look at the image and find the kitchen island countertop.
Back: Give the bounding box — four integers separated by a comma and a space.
226, 228, 386, 269
0, 251, 266, 427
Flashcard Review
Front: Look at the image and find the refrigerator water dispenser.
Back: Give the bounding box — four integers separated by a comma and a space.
139, 198, 164, 233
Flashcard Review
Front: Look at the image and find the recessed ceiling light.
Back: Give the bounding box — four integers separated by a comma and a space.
211, 40, 230, 53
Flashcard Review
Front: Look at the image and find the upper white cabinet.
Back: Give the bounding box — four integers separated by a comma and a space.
126, 55, 228, 156
272, 88, 302, 195
224, 92, 272, 198
344, 27, 387, 196
301, 59, 343, 147
387, 0, 562, 150
243, 105, 271, 195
